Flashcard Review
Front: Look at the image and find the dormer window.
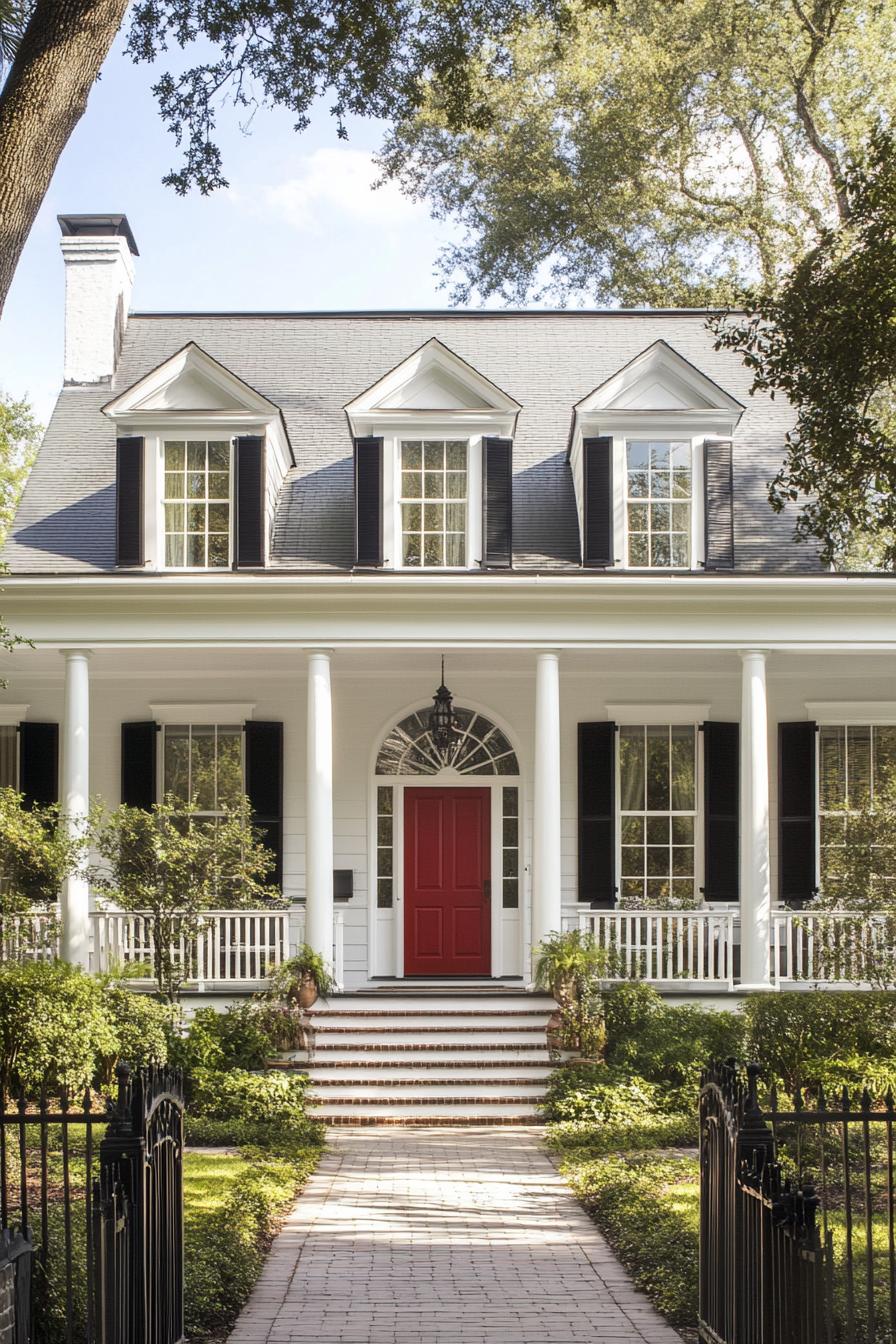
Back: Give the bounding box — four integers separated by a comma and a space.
163, 439, 231, 568
345, 338, 520, 571
400, 439, 468, 568
570, 341, 743, 571
625, 439, 693, 569
102, 342, 293, 572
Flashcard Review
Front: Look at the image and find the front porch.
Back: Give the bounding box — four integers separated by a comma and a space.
3, 574, 896, 997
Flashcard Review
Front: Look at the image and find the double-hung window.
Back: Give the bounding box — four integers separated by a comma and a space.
619, 724, 698, 906
162, 723, 243, 816
163, 439, 231, 569
818, 724, 896, 897
625, 440, 692, 568
399, 439, 468, 568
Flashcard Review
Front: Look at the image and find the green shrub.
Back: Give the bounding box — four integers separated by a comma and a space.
101, 985, 172, 1079
562, 1152, 699, 1327
548, 1111, 698, 1153
0, 961, 118, 1095
172, 1001, 305, 1075
187, 1067, 312, 1136
742, 990, 896, 1094
602, 983, 744, 1104
542, 1066, 659, 1123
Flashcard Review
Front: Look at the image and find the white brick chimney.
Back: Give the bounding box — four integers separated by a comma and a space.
59, 214, 138, 384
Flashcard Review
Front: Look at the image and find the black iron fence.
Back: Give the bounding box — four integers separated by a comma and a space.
700, 1058, 896, 1344
0, 1064, 184, 1344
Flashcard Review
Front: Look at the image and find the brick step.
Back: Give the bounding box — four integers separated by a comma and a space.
308, 1079, 548, 1097
307, 1030, 546, 1047
311, 1040, 552, 1054
304, 1060, 553, 1074
309, 1101, 541, 1122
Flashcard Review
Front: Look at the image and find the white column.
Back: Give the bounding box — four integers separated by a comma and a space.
305, 649, 334, 965
739, 649, 772, 987
532, 651, 563, 956
60, 650, 91, 968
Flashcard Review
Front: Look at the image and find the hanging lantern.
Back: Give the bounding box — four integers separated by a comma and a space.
429, 657, 459, 760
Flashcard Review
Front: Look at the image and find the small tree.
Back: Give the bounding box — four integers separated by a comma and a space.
0, 785, 82, 915
91, 793, 280, 1001
808, 773, 896, 990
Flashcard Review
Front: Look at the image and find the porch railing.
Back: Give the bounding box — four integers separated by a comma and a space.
0, 910, 59, 962
577, 908, 738, 987
771, 909, 896, 985
90, 910, 298, 988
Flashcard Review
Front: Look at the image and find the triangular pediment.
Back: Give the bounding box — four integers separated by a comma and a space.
345, 338, 521, 417
575, 340, 743, 415
102, 343, 280, 418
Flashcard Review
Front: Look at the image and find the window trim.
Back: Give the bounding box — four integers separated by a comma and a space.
612, 431, 705, 570
381, 427, 484, 571
613, 719, 705, 909
158, 434, 234, 572
815, 719, 896, 897
157, 719, 246, 817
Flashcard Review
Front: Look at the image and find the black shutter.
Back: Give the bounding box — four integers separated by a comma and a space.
121, 722, 157, 810
18, 723, 59, 809
582, 436, 614, 567
482, 437, 513, 568
116, 436, 144, 568
704, 438, 735, 570
703, 721, 739, 901
245, 721, 284, 888
354, 437, 384, 567
779, 721, 818, 906
235, 435, 266, 567
578, 721, 616, 906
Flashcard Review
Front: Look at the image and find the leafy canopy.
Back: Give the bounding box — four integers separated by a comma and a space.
378, 0, 896, 304
0, 389, 39, 542
713, 131, 896, 568
0, 786, 84, 914
90, 793, 280, 1000
125, 0, 596, 195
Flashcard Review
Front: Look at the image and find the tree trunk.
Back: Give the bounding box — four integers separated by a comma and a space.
0, 0, 128, 317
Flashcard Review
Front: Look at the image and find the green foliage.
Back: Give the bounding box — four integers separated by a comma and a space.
742, 990, 896, 1094
562, 1152, 700, 1326
172, 1001, 305, 1075
187, 1067, 312, 1135
183, 1141, 321, 1340
90, 794, 281, 1000
101, 984, 171, 1076
270, 944, 337, 999
0, 961, 118, 1095
713, 131, 896, 567
542, 1065, 659, 1123
0, 388, 39, 539
379, 0, 896, 304
602, 982, 744, 1104
534, 929, 609, 1056
0, 786, 83, 913
124, 0, 588, 196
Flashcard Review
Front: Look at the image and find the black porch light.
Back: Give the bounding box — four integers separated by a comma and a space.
429, 657, 459, 760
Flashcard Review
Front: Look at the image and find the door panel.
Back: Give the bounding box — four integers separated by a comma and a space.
404, 787, 491, 975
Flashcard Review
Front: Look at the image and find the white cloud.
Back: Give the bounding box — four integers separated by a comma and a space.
261, 148, 425, 233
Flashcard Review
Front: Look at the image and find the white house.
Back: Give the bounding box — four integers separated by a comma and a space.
2, 214, 893, 1038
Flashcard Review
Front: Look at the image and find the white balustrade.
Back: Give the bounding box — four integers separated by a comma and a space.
578, 909, 738, 988
0, 910, 60, 962
771, 910, 894, 985
89, 909, 298, 987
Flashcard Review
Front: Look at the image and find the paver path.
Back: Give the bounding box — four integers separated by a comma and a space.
227, 1127, 683, 1344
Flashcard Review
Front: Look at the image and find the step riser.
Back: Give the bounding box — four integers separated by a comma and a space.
307, 1032, 546, 1047
309, 1083, 547, 1098
307, 1015, 552, 1030
305, 1065, 553, 1079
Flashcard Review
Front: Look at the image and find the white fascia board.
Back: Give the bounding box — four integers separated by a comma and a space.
605, 702, 712, 724
574, 340, 744, 416
102, 342, 280, 420
149, 701, 255, 723
344, 337, 521, 429
806, 701, 896, 724
346, 410, 518, 439
569, 409, 742, 470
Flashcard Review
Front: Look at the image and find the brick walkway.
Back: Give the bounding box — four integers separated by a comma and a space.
227, 1127, 683, 1344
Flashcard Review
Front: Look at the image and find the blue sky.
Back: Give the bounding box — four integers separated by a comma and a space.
0, 28, 480, 425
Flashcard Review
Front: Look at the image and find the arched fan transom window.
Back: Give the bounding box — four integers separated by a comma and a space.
376, 707, 519, 776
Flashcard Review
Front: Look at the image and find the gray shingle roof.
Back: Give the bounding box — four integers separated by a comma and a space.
4, 310, 820, 574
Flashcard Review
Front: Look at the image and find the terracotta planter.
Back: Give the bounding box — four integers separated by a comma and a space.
297, 977, 319, 1010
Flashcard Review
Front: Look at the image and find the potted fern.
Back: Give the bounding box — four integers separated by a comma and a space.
271, 944, 337, 1008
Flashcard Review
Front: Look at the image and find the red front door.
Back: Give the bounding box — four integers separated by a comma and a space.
404, 787, 491, 976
